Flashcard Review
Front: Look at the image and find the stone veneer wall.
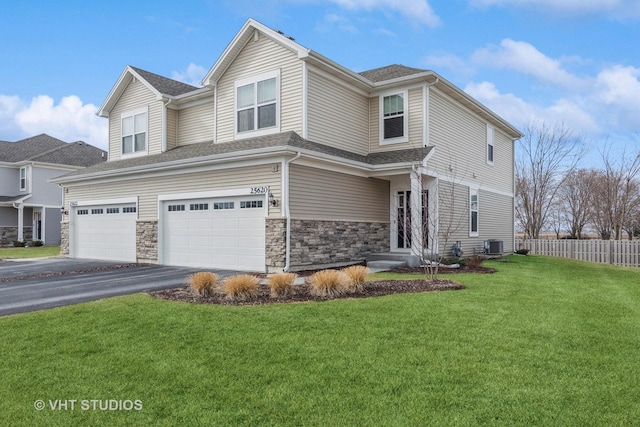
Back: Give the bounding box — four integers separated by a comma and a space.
0, 227, 33, 246
137, 220, 158, 262
60, 222, 69, 255
265, 218, 286, 271
288, 219, 389, 270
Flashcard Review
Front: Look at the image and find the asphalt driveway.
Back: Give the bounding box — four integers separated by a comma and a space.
0, 258, 238, 317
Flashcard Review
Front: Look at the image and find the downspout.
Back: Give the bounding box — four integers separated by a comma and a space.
283, 152, 302, 272
424, 77, 439, 147
161, 98, 172, 152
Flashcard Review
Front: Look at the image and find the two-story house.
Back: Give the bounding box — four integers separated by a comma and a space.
0, 134, 107, 246
52, 18, 522, 272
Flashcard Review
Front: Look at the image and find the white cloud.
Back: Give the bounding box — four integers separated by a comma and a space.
171, 63, 207, 87
465, 81, 599, 134
328, 0, 441, 26
1, 95, 107, 150
472, 39, 585, 90
424, 53, 474, 76
317, 13, 359, 33
592, 65, 640, 130
467, 0, 640, 18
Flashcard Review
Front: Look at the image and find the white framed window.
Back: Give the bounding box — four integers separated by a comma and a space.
470, 188, 479, 237
121, 107, 148, 157
380, 90, 408, 144
486, 124, 494, 165
19, 166, 27, 191
235, 70, 280, 138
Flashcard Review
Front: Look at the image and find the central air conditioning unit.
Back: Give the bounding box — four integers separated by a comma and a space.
484, 239, 503, 256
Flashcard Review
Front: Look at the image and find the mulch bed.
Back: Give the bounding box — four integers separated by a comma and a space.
151, 278, 466, 306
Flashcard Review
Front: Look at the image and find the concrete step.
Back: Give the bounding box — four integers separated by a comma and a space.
366, 260, 407, 273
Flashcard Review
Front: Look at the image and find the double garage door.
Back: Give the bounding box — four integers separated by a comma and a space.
72, 195, 266, 271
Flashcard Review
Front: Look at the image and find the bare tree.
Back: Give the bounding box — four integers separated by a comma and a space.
515, 121, 584, 239
401, 163, 468, 281
558, 169, 598, 239
591, 145, 640, 240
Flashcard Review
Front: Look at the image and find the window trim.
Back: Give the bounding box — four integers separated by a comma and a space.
486, 124, 495, 166
19, 166, 28, 192
121, 106, 148, 158
379, 90, 409, 145
469, 188, 479, 237
234, 70, 280, 139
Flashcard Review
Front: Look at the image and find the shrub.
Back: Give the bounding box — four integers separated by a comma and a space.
29, 240, 44, 247
466, 255, 483, 269
187, 272, 219, 296
309, 270, 349, 297
268, 272, 297, 298
223, 274, 260, 301
12, 240, 26, 248
515, 248, 530, 255
342, 265, 369, 292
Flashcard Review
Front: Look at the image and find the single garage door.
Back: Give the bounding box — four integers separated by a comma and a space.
162, 195, 266, 271
72, 204, 137, 262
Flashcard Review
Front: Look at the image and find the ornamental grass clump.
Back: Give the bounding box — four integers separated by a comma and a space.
187, 272, 219, 297
268, 272, 297, 298
309, 269, 349, 297
342, 265, 369, 292
222, 274, 260, 301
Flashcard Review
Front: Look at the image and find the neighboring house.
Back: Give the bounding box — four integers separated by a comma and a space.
0, 134, 107, 246
52, 18, 522, 272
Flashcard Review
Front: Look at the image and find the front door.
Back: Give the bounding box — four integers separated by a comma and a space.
396, 190, 429, 251
397, 191, 411, 249
33, 211, 42, 241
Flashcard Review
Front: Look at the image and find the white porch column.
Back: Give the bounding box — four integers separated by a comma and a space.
17, 204, 24, 242
410, 169, 423, 259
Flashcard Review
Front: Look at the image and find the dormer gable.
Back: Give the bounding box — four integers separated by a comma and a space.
98, 66, 199, 118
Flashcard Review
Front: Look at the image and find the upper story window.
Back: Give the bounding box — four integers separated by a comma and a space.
121, 107, 148, 157
380, 91, 408, 144
19, 166, 27, 191
487, 124, 495, 165
235, 70, 280, 138
470, 188, 479, 237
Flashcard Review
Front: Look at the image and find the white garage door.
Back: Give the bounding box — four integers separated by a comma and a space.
162, 195, 266, 271
72, 204, 137, 262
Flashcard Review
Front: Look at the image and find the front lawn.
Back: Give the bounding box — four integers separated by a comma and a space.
0, 245, 60, 259
1, 255, 639, 426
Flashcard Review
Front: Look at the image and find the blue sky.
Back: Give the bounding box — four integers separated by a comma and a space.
1, 0, 639, 166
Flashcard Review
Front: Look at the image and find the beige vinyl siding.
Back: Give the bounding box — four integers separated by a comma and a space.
108, 79, 162, 160
166, 108, 178, 150
307, 69, 368, 155
479, 189, 514, 253
435, 182, 513, 256
216, 32, 303, 143
429, 89, 513, 194
289, 164, 389, 222
177, 101, 214, 145
369, 87, 423, 153
65, 164, 281, 220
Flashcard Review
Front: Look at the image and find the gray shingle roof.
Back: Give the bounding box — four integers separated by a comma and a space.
56, 132, 432, 181
130, 66, 200, 97
0, 134, 107, 167
359, 64, 429, 83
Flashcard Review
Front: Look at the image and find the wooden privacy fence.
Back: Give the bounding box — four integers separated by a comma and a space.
516, 239, 640, 268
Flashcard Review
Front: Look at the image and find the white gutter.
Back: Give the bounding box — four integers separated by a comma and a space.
283, 152, 301, 272
161, 98, 171, 152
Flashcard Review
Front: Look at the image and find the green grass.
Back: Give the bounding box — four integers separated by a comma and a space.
0, 245, 60, 259
1, 255, 640, 426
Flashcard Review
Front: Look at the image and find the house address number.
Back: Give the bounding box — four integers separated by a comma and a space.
250, 186, 269, 195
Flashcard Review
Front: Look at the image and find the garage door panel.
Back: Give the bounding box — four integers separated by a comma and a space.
162, 196, 265, 271
73, 204, 136, 262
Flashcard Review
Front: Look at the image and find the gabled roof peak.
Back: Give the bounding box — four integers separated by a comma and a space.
359, 64, 430, 83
